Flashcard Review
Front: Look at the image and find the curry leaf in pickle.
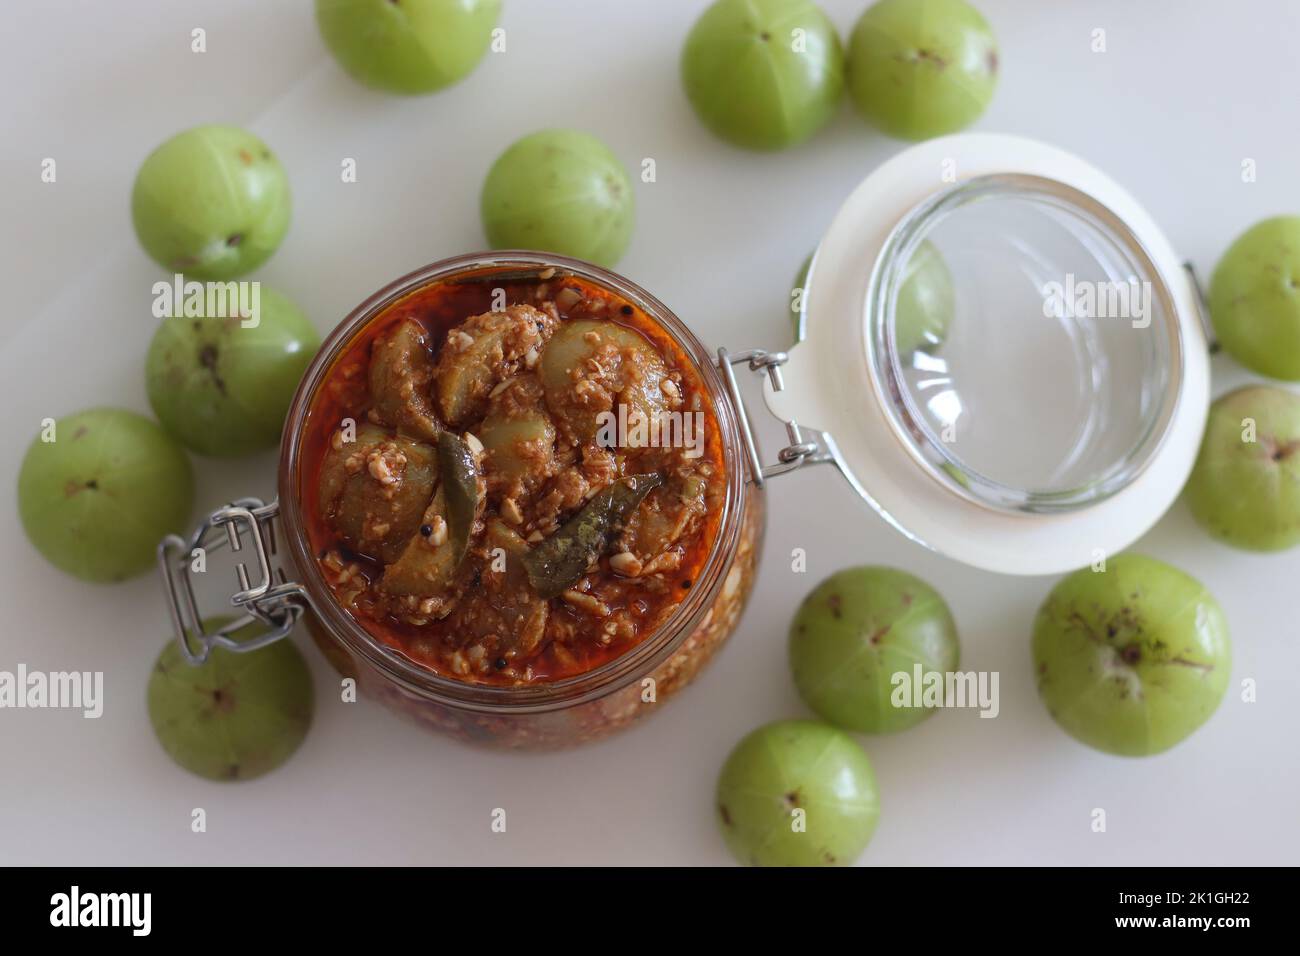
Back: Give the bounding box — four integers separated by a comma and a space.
522, 474, 663, 600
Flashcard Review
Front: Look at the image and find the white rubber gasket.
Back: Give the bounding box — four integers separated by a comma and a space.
766, 133, 1210, 576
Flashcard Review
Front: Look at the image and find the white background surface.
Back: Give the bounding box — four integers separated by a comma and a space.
1, 0, 1297, 866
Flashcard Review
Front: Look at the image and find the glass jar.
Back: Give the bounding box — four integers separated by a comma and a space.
158, 133, 1211, 749
774, 133, 1210, 574
160, 253, 765, 750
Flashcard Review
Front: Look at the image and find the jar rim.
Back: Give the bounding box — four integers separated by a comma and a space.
277, 252, 749, 714
867, 173, 1184, 514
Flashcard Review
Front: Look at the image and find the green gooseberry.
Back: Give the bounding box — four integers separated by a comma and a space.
131, 125, 291, 280
315, 0, 501, 95
481, 129, 635, 268
148, 618, 314, 781
146, 287, 319, 458
1185, 385, 1300, 551
1209, 215, 1300, 380
682, 0, 845, 151
1032, 554, 1231, 757
17, 408, 194, 583
716, 719, 880, 866
847, 0, 998, 141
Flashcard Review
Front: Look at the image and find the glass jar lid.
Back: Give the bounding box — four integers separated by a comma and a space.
871, 172, 1180, 513
766, 134, 1210, 575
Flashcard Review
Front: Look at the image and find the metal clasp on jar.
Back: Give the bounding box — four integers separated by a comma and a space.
717, 348, 842, 486
158, 497, 310, 664
717, 346, 918, 547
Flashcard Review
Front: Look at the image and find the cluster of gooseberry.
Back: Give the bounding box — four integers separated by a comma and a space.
11, 3, 1298, 865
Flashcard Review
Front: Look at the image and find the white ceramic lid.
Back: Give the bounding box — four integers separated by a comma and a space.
765, 133, 1210, 575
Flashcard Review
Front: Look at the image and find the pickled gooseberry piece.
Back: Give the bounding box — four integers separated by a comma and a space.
716, 720, 880, 867
17, 408, 194, 583
131, 125, 291, 281
145, 287, 320, 458
1209, 215, 1300, 381
147, 619, 314, 782
315, 0, 501, 95
1185, 386, 1300, 551
847, 0, 998, 141
1032, 554, 1231, 757
481, 129, 635, 268
790, 567, 960, 734
790, 241, 953, 351
681, 0, 845, 151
